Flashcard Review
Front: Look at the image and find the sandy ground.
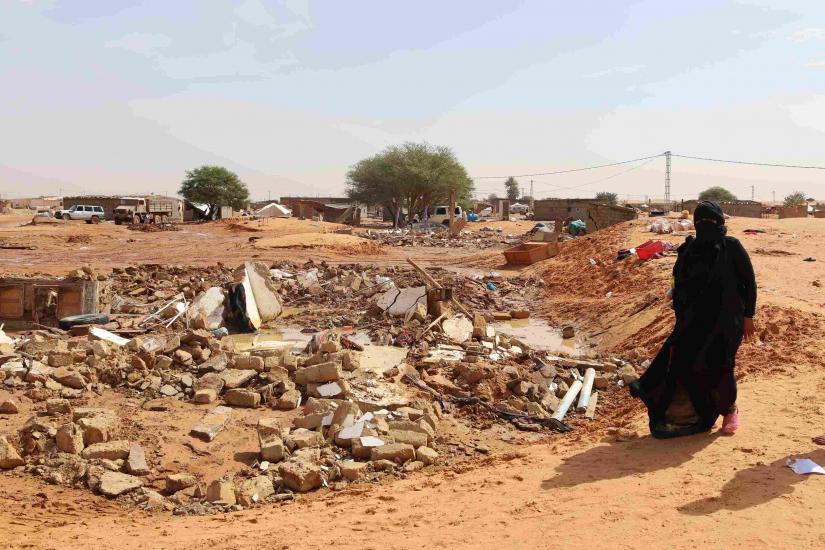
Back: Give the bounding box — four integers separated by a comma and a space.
0, 216, 530, 276
4, 365, 825, 550
2, 212, 825, 549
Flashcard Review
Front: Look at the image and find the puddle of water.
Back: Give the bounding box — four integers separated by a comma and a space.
359, 345, 409, 374
492, 318, 585, 356
230, 326, 312, 352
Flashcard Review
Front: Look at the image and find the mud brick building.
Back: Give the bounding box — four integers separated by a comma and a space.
533, 199, 637, 231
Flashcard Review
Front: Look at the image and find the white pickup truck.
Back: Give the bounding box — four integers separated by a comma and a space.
56, 204, 105, 223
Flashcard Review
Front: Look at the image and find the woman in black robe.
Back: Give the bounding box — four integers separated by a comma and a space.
630, 201, 756, 438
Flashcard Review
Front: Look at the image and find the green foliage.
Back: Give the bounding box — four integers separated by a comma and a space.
179, 166, 249, 218
504, 176, 520, 202
346, 142, 474, 224
784, 190, 807, 207
486, 193, 499, 204
698, 186, 737, 202
595, 191, 618, 205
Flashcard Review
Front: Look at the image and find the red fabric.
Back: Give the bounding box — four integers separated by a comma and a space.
636, 240, 665, 260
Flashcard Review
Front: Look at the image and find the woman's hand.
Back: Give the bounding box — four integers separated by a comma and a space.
743, 317, 756, 341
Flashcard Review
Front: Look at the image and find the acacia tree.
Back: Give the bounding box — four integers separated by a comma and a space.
179, 166, 249, 219
698, 186, 736, 202
504, 177, 520, 202
784, 190, 807, 207
595, 191, 618, 205
346, 142, 473, 225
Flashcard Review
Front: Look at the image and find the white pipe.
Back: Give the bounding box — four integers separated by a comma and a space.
576, 368, 596, 413
551, 379, 583, 422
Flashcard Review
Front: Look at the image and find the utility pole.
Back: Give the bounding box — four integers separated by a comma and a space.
664, 151, 671, 211
751, 185, 754, 201
530, 179, 534, 212
772, 190, 776, 203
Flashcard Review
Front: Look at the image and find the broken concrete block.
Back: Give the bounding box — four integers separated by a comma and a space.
155, 355, 173, 370
389, 429, 428, 448
78, 414, 116, 445
339, 460, 368, 481
47, 351, 74, 368
510, 310, 530, 320
442, 316, 473, 344
98, 471, 144, 497
594, 374, 610, 390
125, 443, 150, 476
341, 351, 360, 372
236, 475, 274, 506
619, 365, 639, 384
293, 412, 330, 431
91, 340, 110, 358
206, 480, 236, 504
173, 349, 193, 366
193, 388, 218, 404
81, 440, 131, 460
233, 355, 265, 372
472, 313, 487, 339
190, 406, 232, 442
166, 473, 197, 493
188, 287, 226, 331
0, 397, 18, 414
375, 286, 427, 317
46, 398, 72, 416
55, 423, 85, 454
244, 261, 283, 322
279, 459, 323, 492
260, 434, 285, 462
415, 446, 438, 465
51, 367, 86, 389
219, 369, 257, 389
224, 389, 261, 408
294, 362, 342, 385
370, 443, 415, 463
276, 389, 301, 410
0, 436, 25, 469
24, 362, 53, 384
286, 428, 324, 450
280, 353, 298, 371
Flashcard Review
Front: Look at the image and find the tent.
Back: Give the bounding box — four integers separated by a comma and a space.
256, 202, 292, 218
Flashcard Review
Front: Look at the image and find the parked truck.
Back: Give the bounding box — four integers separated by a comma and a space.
113, 197, 176, 225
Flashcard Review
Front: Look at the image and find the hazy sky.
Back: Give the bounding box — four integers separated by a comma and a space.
3, 0, 825, 202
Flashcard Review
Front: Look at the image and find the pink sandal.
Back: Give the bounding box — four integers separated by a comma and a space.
721, 410, 740, 435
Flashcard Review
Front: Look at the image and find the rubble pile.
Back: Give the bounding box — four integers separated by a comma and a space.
0, 257, 645, 514
126, 223, 180, 232
363, 226, 519, 249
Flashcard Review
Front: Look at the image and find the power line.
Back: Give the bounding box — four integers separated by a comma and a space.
672, 154, 825, 170
528, 156, 660, 193
471, 153, 665, 179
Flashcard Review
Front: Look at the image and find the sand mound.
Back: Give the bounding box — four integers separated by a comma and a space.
253, 232, 384, 254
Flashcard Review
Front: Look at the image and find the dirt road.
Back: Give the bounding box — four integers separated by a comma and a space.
4, 361, 825, 549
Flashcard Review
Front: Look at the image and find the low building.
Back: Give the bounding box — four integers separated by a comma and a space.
681, 200, 763, 218
10, 196, 63, 211
281, 197, 364, 225
778, 205, 808, 219
533, 199, 637, 230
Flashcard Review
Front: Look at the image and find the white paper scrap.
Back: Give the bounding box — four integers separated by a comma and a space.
787, 458, 825, 475
359, 435, 385, 447
338, 422, 365, 440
